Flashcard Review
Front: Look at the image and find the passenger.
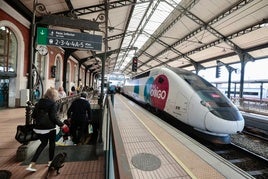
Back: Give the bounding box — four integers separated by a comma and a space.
77, 84, 83, 93
33, 86, 41, 102
58, 86, 67, 116
58, 86, 67, 98
26, 88, 68, 172
69, 86, 77, 96
67, 92, 91, 145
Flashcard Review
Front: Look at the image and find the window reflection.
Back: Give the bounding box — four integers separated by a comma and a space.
0, 26, 17, 74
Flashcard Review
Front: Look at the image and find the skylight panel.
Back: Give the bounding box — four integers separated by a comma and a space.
144, 1, 174, 34
116, 0, 182, 71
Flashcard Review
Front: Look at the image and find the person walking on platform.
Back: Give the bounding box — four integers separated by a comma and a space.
67, 92, 91, 145
26, 88, 68, 172
58, 86, 67, 98
69, 86, 77, 96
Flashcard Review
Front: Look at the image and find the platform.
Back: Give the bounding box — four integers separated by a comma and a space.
0, 108, 104, 179
0, 95, 254, 179
113, 94, 253, 178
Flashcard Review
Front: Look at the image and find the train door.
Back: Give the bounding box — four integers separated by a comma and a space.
0, 78, 9, 108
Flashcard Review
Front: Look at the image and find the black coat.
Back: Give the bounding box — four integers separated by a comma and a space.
32, 98, 64, 130
67, 97, 91, 123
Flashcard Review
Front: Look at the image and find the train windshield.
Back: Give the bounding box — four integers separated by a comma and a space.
170, 67, 241, 121
171, 67, 233, 108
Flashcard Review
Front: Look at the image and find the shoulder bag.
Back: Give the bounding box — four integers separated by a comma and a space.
15, 124, 39, 144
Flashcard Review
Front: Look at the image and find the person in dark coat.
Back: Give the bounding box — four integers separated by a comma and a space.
67, 92, 91, 145
26, 88, 67, 172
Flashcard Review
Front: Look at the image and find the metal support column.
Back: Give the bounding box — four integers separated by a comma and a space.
28, 0, 37, 102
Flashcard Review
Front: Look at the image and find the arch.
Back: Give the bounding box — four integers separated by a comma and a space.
34, 50, 49, 98
0, 20, 25, 107
54, 53, 63, 89
74, 64, 78, 87
66, 61, 71, 92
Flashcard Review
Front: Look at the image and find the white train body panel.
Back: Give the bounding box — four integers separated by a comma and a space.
123, 67, 244, 136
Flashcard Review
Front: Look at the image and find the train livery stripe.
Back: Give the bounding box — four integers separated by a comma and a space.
118, 96, 197, 179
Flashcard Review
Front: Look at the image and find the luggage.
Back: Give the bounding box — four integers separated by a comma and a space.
15, 124, 38, 144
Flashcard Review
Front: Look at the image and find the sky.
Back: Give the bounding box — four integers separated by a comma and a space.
199, 58, 268, 89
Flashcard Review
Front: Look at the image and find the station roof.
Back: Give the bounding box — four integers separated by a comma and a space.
5, 0, 268, 77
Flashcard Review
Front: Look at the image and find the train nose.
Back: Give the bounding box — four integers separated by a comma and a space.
204, 111, 245, 134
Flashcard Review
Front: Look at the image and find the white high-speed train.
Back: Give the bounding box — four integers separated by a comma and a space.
122, 67, 244, 140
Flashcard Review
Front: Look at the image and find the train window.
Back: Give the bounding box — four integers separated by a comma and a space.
199, 90, 231, 108
183, 74, 213, 91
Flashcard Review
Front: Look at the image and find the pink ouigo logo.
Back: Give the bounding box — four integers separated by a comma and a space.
144, 75, 169, 110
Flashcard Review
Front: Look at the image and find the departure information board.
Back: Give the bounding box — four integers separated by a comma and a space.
37, 27, 102, 51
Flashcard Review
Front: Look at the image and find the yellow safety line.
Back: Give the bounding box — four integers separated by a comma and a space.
118, 96, 197, 179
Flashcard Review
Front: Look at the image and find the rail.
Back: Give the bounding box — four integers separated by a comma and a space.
25, 94, 80, 125
104, 94, 133, 179
231, 97, 268, 115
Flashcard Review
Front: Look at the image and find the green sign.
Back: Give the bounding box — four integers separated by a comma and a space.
37, 27, 48, 45
36, 27, 102, 51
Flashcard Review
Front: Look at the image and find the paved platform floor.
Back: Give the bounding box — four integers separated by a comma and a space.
113, 94, 252, 179
0, 108, 105, 179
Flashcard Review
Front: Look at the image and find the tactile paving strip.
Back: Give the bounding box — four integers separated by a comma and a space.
131, 153, 161, 171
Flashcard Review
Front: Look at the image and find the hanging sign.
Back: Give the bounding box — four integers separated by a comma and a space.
37, 27, 102, 51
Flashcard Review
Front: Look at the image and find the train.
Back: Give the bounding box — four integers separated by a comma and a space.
122, 67, 245, 143
107, 72, 126, 93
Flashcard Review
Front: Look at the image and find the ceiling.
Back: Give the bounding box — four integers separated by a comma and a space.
5, 0, 268, 77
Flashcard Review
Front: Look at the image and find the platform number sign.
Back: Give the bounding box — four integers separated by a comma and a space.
36, 27, 102, 51
132, 57, 138, 72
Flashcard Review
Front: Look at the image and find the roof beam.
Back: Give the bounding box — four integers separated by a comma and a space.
38, 15, 100, 31
3, 0, 32, 21
65, 0, 74, 10
128, 31, 202, 73
56, 0, 152, 16
124, 0, 206, 73
160, 19, 267, 67
180, 42, 268, 70
173, 0, 255, 61
116, 0, 154, 71
126, 0, 256, 74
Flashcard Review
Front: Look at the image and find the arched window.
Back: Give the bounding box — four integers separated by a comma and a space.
67, 62, 70, 91
55, 56, 61, 89
0, 26, 17, 75
74, 65, 77, 85
35, 53, 46, 95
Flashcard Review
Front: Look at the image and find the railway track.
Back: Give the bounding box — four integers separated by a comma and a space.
158, 107, 268, 178
243, 126, 268, 142
203, 141, 268, 179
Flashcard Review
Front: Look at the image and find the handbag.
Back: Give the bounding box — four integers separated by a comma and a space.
15, 124, 39, 144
